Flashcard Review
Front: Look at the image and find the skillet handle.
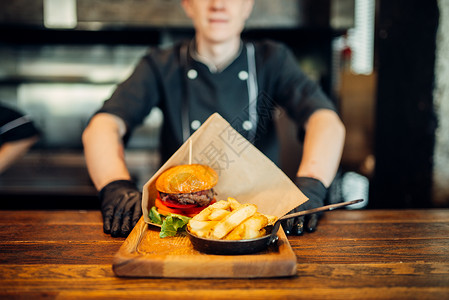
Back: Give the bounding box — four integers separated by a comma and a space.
267, 199, 364, 245
279, 199, 364, 221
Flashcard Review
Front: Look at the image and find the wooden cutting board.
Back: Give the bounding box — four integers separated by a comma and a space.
113, 217, 297, 278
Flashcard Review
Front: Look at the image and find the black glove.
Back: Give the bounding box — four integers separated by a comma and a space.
98, 180, 142, 237
282, 177, 328, 235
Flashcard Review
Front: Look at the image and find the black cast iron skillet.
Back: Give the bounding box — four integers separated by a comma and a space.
186, 199, 363, 255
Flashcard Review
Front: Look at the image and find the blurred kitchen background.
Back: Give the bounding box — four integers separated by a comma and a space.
0, 0, 448, 210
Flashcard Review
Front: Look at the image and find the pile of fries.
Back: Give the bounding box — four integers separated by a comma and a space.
187, 197, 278, 240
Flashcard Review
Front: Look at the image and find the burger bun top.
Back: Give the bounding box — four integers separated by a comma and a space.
156, 164, 218, 194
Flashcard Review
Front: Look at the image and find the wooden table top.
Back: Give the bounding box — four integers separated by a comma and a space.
1, 208, 448, 299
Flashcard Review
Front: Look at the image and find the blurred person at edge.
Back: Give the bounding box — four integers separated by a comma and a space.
82, 0, 345, 237
0, 104, 40, 174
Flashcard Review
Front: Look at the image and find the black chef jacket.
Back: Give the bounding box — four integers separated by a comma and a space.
0, 104, 40, 146
96, 39, 336, 165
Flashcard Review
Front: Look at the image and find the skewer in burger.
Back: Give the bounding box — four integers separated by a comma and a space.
154, 164, 218, 217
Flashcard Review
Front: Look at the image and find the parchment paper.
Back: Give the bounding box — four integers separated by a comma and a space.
142, 113, 308, 223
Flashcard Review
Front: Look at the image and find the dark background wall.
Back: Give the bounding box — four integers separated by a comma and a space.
371, 0, 439, 208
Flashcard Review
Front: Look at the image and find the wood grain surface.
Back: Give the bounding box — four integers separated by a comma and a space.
0, 209, 448, 299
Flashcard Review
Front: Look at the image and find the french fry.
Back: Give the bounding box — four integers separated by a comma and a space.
188, 197, 277, 241
245, 213, 268, 231
227, 197, 241, 210
265, 214, 278, 226
243, 216, 268, 239
192, 200, 230, 221
187, 220, 218, 238
224, 213, 268, 240
188, 219, 218, 231
228, 197, 277, 225
222, 223, 245, 240
258, 228, 267, 238
211, 204, 257, 239
229, 227, 267, 240
208, 208, 230, 221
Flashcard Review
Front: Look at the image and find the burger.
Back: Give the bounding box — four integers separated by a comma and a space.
154, 164, 218, 217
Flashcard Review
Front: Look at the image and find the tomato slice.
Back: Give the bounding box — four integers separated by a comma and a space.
156, 208, 175, 216
155, 198, 183, 214
181, 205, 206, 214
154, 197, 216, 217
178, 199, 217, 215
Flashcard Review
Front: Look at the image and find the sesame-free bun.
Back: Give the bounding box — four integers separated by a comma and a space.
155, 164, 218, 194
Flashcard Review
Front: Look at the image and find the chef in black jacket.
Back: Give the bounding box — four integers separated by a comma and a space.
82, 0, 346, 237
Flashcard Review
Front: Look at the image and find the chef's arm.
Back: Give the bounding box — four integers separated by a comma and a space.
0, 136, 39, 174
83, 113, 142, 237
296, 109, 345, 188
283, 109, 345, 235
82, 113, 132, 191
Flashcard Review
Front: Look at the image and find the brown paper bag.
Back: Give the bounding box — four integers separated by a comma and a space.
142, 113, 308, 224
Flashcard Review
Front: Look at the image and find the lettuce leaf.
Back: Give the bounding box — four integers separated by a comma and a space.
148, 206, 191, 238
149, 206, 163, 225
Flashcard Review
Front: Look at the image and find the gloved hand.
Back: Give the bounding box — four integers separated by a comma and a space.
98, 180, 142, 237
282, 177, 328, 235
